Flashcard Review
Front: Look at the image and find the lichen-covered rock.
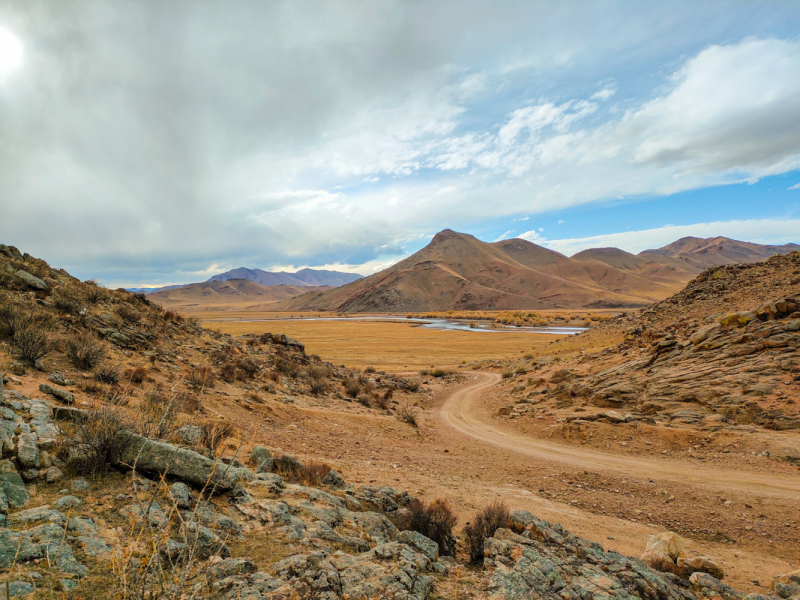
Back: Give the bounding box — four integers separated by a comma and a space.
38, 383, 75, 404
170, 481, 193, 509
678, 555, 725, 580
113, 431, 234, 492
0, 461, 29, 513
773, 568, 800, 599
15, 269, 47, 290
249, 446, 272, 472
17, 432, 40, 469
322, 468, 346, 489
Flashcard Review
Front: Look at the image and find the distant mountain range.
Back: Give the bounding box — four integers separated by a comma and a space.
148, 279, 332, 311
275, 231, 799, 312
133, 267, 362, 295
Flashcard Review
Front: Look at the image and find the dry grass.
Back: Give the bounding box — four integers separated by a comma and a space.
199, 313, 567, 372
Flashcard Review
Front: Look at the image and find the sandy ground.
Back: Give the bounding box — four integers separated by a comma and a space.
202, 372, 800, 595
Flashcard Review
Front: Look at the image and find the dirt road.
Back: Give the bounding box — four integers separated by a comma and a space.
440, 372, 800, 499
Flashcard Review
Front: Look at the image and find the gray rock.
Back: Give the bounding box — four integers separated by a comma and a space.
0, 464, 30, 513
54, 495, 82, 510
322, 468, 346, 489
249, 446, 272, 472
398, 530, 439, 560
229, 483, 253, 505
15, 269, 48, 290
170, 481, 193, 509
21, 468, 40, 481
38, 383, 74, 405
17, 432, 40, 468
0, 420, 15, 454
70, 478, 90, 491
6, 581, 34, 597
113, 432, 234, 492
177, 424, 202, 446
45, 466, 64, 483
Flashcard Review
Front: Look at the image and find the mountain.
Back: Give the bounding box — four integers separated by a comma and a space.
571, 247, 703, 288
275, 230, 684, 312
149, 279, 331, 311
207, 267, 362, 287
639, 236, 800, 269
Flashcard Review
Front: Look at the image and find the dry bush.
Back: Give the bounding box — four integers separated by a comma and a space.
375, 394, 391, 410
355, 393, 372, 407
273, 354, 299, 377
139, 389, 181, 440
398, 499, 457, 557
501, 369, 513, 379
274, 455, 332, 486
430, 368, 454, 378
219, 362, 245, 383
62, 406, 135, 474
64, 332, 107, 369
83, 280, 108, 303
3, 309, 54, 364
198, 419, 235, 455
309, 376, 327, 395
360, 379, 376, 395
52, 284, 85, 314
95, 364, 120, 384
462, 501, 509, 564
236, 357, 261, 378
405, 379, 421, 393
343, 378, 361, 398
396, 402, 418, 427
185, 365, 215, 390
115, 303, 141, 323
163, 309, 184, 323
364, 365, 376, 374
124, 366, 148, 384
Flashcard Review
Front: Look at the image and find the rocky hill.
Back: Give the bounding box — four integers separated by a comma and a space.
2, 242, 797, 599
148, 279, 332, 311
640, 236, 800, 270
208, 267, 362, 288
277, 230, 688, 312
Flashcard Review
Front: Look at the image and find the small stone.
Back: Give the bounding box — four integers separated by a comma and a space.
45, 466, 64, 484
176, 424, 202, 446
249, 446, 272, 472
21, 468, 40, 481
71, 478, 90, 491
17, 432, 40, 468
170, 481, 193, 509
7, 581, 35, 597
54, 495, 83, 510
323, 469, 346, 489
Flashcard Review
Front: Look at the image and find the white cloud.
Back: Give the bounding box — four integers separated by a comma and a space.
590, 86, 616, 101
541, 218, 800, 256
558, 219, 565, 224
789, 182, 800, 190
519, 229, 544, 242
513, 216, 529, 221
493, 230, 515, 242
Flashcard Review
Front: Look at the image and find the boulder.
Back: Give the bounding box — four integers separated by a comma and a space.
398, 530, 439, 560
773, 568, 800, 599
113, 432, 234, 492
38, 384, 74, 405
17, 432, 40, 469
644, 531, 685, 561
677, 555, 724, 579
177, 424, 202, 446
641, 549, 678, 574
690, 323, 721, 345
170, 481, 193, 509
719, 311, 757, 329
14, 269, 48, 290
322, 469, 346, 489
249, 446, 272, 473
0, 461, 29, 513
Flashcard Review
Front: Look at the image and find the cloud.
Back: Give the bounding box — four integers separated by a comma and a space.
541, 218, 800, 256
1, 2, 800, 285
519, 229, 544, 242
493, 230, 515, 242
558, 220, 565, 224
790, 182, 800, 190
513, 216, 529, 221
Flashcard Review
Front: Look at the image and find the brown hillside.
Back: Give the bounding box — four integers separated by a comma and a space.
640, 235, 800, 269
277, 230, 681, 312
149, 279, 331, 311
572, 246, 702, 288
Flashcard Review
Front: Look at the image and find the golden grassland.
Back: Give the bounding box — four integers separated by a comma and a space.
197, 312, 570, 372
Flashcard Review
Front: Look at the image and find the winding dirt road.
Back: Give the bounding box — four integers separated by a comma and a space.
441, 372, 800, 499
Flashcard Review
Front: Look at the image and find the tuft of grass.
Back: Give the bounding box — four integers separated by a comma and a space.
124, 366, 148, 384
94, 364, 120, 384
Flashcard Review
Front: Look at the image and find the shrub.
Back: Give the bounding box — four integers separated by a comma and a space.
309, 376, 327, 395
163, 310, 184, 323
64, 332, 107, 369
219, 362, 243, 383
356, 393, 372, 407
140, 388, 180, 439
501, 369, 513, 379
94, 364, 120, 384
400, 499, 457, 557
198, 419, 235, 455
273, 354, 299, 377
63, 406, 135, 474
83, 280, 107, 303
364, 365, 376, 374
185, 365, 215, 390
360, 379, 376, 395
11, 318, 54, 364
115, 303, 141, 323
123, 366, 148, 384
343, 378, 361, 398
462, 501, 509, 564
405, 379, 421, 393
396, 402, 418, 427
52, 285, 85, 315
236, 357, 261, 378
274, 455, 332, 486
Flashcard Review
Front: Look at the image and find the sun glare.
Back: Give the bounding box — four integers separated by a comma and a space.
0, 26, 23, 81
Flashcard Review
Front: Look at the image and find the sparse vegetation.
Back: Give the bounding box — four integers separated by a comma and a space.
397, 499, 458, 557
124, 366, 148, 384
94, 364, 120, 384
198, 419, 235, 455
65, 332, 107, 369
396, 401, 418, 427
62, 406, 135, 474
462, 501, 509, 564
185, 365, 215, 390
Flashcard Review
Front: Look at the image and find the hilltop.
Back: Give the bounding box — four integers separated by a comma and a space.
278, 230, 796, 313
208, 266, 362, 288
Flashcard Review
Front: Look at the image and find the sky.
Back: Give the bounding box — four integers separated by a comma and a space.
0, 1, 799, 287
